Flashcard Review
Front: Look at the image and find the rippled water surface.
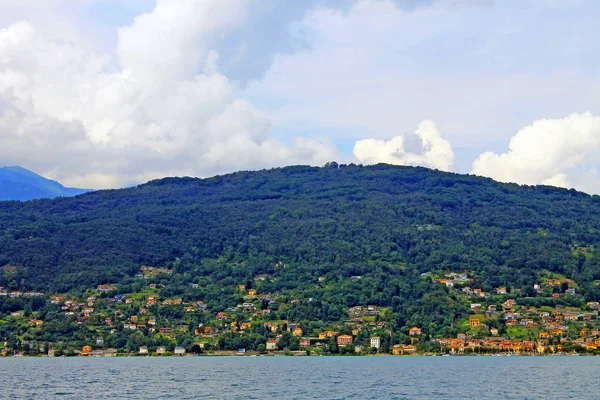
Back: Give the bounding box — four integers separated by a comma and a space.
1, 356, 599, 399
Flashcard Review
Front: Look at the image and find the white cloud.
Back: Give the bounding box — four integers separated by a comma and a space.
247, 0, 600, 173
471, 113, 600, 193
353, 120, 454, 170
0, 1, 338, 189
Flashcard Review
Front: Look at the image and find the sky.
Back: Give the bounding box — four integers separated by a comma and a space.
0, 0, 599, 192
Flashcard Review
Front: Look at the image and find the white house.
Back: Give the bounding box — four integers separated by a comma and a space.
370, 336, 381, 349
266, 340, 278, 350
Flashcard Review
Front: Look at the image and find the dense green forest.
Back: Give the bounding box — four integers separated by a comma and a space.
1, 163, 600, 353
1, 163, 599, 294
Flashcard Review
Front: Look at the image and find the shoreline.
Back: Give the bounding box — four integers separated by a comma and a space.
3, 352, 597, 358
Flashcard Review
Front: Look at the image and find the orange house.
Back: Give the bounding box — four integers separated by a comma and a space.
409, 327, 422, 336
81, 346, 92, 355
337, 335, 353, 346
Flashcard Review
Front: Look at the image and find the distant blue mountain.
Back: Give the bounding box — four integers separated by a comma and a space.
0, 166, 90, 201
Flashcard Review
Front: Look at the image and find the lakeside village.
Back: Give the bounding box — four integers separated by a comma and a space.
1, 266, 600, 357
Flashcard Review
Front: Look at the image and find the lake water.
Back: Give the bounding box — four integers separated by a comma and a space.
1, 356, 599, 399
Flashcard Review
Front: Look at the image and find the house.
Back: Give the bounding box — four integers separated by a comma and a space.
503, 299, 516, 309
409, 327, 422, 336
159, 327, 171, 334
292, 327, 303, 337
29, 319, 43, 326
248, 289, 257, 296
139, 346, 148, 355
469, 317, 481, 328
355, 345, 364, 353
370, 337, 381, 349
266, 340, 278, 350
457, 333, 467, 341
216, 312, 228, 320
490, 328, 499, 336
81, 346, 92, 355
174, 347, 186, 355
470, 303, 482, 311
587, 302, 600, 310
403, 345, 417, 354
392, 345, 403, 355
97, 284, 115, 292
337, 335, 353, 346
299, 338, 311, 347
496, 287, 507, 295
565, 288, 576, 295
157, 346, 166, 355
96, 337, 104, 345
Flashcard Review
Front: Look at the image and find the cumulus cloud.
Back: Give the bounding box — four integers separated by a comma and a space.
0, 0, 338, 189
353, 120, 454, 171
471, 113, 600, 193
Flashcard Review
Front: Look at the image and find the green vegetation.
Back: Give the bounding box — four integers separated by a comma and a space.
0, 163, 599, 355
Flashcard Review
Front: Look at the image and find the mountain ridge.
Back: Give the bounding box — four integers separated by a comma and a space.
0, 166, 90, 201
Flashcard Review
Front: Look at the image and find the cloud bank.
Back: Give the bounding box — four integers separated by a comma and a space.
0, 1, 338, 188
353, 120, 454, 171
1, 0, 599, 193
472, 113, 600, 193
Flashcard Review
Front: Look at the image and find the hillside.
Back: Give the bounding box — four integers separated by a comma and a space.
0, 164, 599, 355
0, 166, 89, 201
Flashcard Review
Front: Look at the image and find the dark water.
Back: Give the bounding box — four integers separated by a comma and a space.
1, 356, 599, 399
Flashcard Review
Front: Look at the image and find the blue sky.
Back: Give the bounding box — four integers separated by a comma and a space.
0, 0, 599, 192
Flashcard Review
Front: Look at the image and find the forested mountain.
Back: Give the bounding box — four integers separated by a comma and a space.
1, 163, 600, 353
1, 163, 599, 296
0, 166, 89, 201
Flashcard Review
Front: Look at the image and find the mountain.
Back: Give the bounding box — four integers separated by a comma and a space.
0, 164, 599, 352
1, 163, 599, 292
0, 166, 89, 201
